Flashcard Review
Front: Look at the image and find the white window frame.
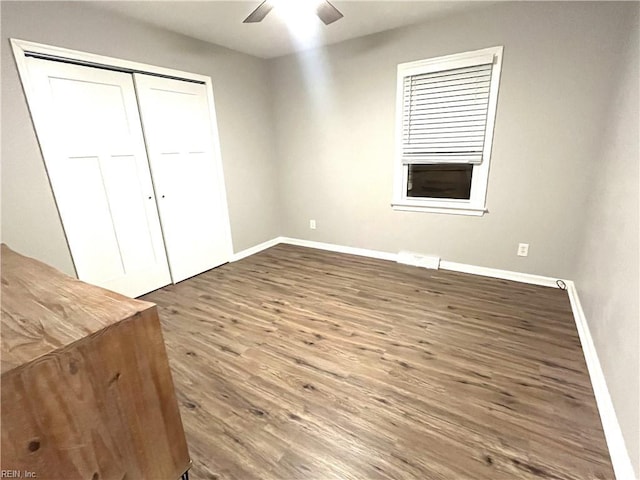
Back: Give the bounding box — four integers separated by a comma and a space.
392, 46, 503, 216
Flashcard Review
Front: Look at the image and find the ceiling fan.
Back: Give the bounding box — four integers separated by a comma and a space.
243, 0, 344, 25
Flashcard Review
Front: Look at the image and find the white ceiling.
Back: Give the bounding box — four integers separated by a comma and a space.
91, 1, 491, 59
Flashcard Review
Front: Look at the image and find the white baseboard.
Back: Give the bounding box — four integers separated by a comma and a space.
566, 281, 636, 480
279, 237, 562, 288
230, 237, 282, 262
279, 237, 398, 262
439, 260, 562, 288
233, 236, 634, 478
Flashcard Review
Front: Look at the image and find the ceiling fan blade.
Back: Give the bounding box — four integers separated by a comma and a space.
316, 0, 344, 25
243, 0, 275, 23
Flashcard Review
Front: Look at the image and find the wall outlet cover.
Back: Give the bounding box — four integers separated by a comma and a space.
517, 243, 529, 257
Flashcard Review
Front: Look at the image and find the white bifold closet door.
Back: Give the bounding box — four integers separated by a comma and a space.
133, 74, 229, 283
23, 58, 231, 297
24, 58, 172, 297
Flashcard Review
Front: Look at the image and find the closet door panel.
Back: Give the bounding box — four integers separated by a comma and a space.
134, 74, 230, 283
53, 156, 125, 282
24, 58, 171, 297
152, 152, 217, 254
99, 154, 162, 271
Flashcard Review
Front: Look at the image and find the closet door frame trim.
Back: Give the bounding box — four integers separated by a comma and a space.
10, 38, 235, 273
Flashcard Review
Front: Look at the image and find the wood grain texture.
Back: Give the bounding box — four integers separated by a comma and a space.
1, 244, 152, 374
1, 245, 190, 479
143, 244, 614, 480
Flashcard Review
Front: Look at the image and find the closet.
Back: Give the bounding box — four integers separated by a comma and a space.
20, 53, 231, 298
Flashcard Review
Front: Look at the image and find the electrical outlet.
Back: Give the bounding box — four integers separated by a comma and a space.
517, 243, 529, 257
309, 219, 316, 230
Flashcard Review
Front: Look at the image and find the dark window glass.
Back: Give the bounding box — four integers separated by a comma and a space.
407, 164, 473, 200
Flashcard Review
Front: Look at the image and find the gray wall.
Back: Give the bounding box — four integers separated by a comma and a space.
269, 1, 631, 280
1, 1, 637, 473
574, 6, 639, 476
1, 1, 281, 276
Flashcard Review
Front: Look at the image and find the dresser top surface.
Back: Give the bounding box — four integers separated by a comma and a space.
1, 244, 155, 374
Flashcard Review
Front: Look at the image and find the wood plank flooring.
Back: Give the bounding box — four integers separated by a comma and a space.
142, 244, 614, 480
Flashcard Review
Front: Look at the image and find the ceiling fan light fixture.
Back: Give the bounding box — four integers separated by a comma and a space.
243, 0, 343, 25
273, 0, 323, 24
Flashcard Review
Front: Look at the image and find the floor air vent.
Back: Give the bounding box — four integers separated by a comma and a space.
397, 251, 441, 269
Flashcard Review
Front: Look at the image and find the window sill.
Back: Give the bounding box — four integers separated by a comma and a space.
391, 203, 487, 216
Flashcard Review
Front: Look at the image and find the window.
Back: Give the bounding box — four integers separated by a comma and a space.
392, 46, 503, 215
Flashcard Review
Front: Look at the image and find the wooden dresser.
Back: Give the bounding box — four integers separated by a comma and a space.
1, 245, 190, 479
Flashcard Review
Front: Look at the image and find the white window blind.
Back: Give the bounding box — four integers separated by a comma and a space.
401, 59, 495, 165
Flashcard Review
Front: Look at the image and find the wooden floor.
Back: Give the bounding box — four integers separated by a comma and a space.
142, 244, 614, 480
